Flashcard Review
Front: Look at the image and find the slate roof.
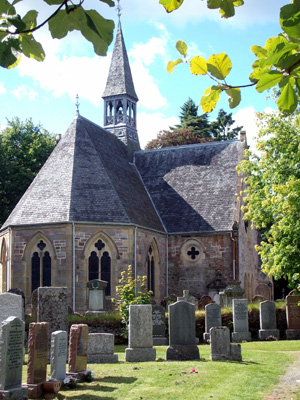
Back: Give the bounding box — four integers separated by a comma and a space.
102, 22, 138, 101
134, 141, 243, 234
1, 116, 163, 232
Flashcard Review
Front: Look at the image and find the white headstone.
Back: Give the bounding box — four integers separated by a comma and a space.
50, 330, 68, 381
0, 293, 23, 323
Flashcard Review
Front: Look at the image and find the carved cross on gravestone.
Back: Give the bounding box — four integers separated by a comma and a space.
37, 240, 46, 251
187, 246, 199, 260
95, 240, 105, 251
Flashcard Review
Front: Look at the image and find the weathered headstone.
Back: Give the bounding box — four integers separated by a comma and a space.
50, 330, 68, 381
219, 281, 245, 308
166, 300, 200, 361
0, 293, 23, 323
86, 280, 107, 313
8, 288, 25, 321
285, 292, 300, 339
210, 326, 242, 361
37, 287, 68, 341
177, 290, 197, 305
125, 305, 156, 362
26, 322, 49, 399
196, 295, 213, 310
0, 316, 28, 399
88, 333, 118, 363
231, 299, 251, 342
203, 303, 221, 342
31, 289, 38, 320
68, 324, 89, 373
152, 305, 168, 346
259, 301, 279, 340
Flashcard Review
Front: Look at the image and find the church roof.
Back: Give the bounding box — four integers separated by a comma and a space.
134, 141, 243, 234
1, 116, 163, 231
102, 22, 138, 101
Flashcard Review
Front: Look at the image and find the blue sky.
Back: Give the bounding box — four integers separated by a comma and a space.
0, 0, 287, 149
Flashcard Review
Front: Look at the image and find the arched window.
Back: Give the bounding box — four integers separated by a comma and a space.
101, 251, 111, 296
147, 246, 155, 295
31, 241, 52, 293
89, 251, 99, 281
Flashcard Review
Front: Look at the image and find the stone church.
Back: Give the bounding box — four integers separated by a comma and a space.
0, 22, 272, 313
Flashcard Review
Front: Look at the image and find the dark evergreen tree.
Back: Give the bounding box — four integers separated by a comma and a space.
210, 109, 243, 141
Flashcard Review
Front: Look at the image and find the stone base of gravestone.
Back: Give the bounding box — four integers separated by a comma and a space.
230, 344, 242, 361
166, 345, 200, 361
285, 329, 300, 340
0, 387, 28, 400
153, 337, 168, 346
25, 383, 43, 399
231, 332, 251, 342
87, 333, 118, 363
125, 348, 156, 362
259, 329, 280, 341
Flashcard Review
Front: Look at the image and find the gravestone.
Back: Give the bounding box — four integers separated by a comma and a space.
177, 290, 197, 305
31, 289, 38, 320
203, 303, 221, 342
26, 322, 49, 399
231, 299, 251, 342
50, 330, 68, 381
219, 281, 245, 308
210, 326, 242, 361
166, 300, 200, 361
152, 305, 168, 345
259, 301, 279, 340
88, 333, 118, 363
197, 295, 213, 310
68, 324, 89, 373
37, 287, 68, 342
8, 289, 25, 321
125, 305, 156, 362
86, 280, 107, 313
285, 292, 300, 339
0, 316, 28, 400
0, 293, 23, 323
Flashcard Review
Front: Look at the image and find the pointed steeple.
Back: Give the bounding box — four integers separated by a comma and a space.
102, 21, 140, 161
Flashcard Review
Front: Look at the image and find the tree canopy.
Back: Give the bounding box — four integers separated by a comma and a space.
163, 0, 300, 115
238, 111, 300, 290
145, 99, 242, 150
0, 0, 114, 68
0, 117, 56, 226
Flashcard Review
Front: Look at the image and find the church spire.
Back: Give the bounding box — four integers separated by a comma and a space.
102, 18, 140, 161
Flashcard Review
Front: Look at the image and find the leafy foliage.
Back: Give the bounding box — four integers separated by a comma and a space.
0, 117, 56, 226
163, 1, 300, 115
238, 111, 300, 290
0, 0, 114, 69
112, 265, 152, 336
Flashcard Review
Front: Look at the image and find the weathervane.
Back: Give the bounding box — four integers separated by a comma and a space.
76, 94, 80, 116
116, 0, 122, 21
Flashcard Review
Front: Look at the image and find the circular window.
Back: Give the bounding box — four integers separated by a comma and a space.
181, 239, 204, 263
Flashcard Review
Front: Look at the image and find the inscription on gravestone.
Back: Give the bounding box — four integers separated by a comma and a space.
234, 303, 248, 320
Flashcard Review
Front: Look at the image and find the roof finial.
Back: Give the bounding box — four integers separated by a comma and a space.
76, 94, 80, 116
116, 0, 122, 21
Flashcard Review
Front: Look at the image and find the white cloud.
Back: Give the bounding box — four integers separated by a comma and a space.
138, 112, 179, 149
11, 85, 38, 101
0, 82, 6, 95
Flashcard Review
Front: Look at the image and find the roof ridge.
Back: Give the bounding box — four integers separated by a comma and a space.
138, 140, 239, 154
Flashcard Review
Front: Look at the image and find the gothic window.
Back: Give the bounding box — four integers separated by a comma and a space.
181, 239, 204, 263
89, 251, 99, 281
187, 246, 200, 260
31, 241, 52, 293
101, 252, 111, 296
31, 252, 40, 293
147, 246, 155, 294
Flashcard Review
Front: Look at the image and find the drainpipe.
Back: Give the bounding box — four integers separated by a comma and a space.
7, 227, 12, 290
134, 227, 137, 295
230, 232, 236, 280
165, 235, 168, 297
72, 222, 76, 311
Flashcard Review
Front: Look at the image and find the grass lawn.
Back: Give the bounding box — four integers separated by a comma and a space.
23, 341, 300, 400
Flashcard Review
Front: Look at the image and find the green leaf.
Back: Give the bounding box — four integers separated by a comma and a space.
99, 0, 115, 7
0, 37, 21, 68
80, 10, 114, 56
277, 78, 298, 113
6, 14, 26, 31
207, 52, 232, 80
20, 34, 45, 61
189, 55, 207, 75
0, 0, 15, 15
167, 58, 182, 73
219, 0, 235, 18
200, 85, 222, 113
12, 0, 23, 5
176, 40, 187, 57
251, 45, 267, 59
225, 87, 241, 109
43, 0, 66, 4
48, 9, 75, 38
22, 10, 38, 30
280, 2, 300, 38
159, 0, 184, 13
0, 30, 8, 41
256, 71, 284, 93
207, 0, 222, 9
